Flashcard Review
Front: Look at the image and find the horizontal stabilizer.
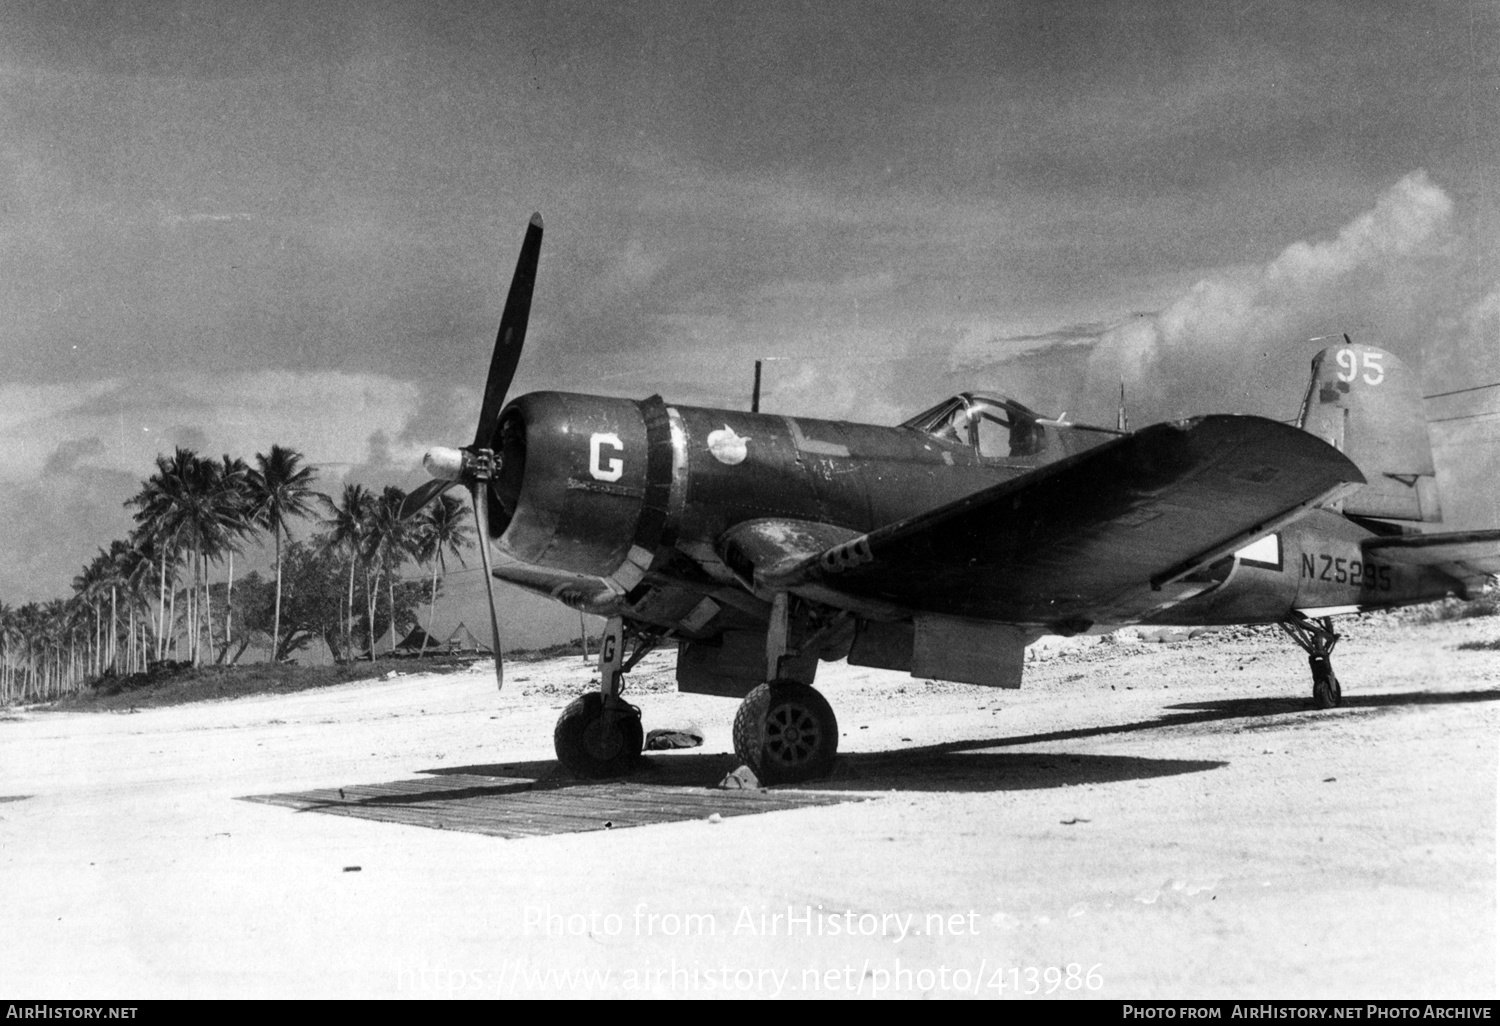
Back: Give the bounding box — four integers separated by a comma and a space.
1363, 529, 1500, 590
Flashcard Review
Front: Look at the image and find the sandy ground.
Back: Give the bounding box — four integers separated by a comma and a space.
1, 615, 1496, 1000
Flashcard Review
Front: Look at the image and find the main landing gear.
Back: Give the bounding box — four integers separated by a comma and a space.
1278, 612, 1343, 709
732, 680, 839, 785
553, 618, 663, 778
552, 598, 844, 785
731, 594, 841, 785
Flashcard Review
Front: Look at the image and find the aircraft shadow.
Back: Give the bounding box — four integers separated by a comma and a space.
1165, 688, 1500, 716
335, 781, 537, 805
423, 749, 1224, 795
414, 685, 1500, 795
871, 685, 1500, 759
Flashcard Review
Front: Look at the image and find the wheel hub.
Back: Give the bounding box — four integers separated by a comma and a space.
765, 703, 822, 766
582, 717, 626, 760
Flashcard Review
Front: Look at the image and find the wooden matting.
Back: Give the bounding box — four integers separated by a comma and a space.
240, 772, 863, 839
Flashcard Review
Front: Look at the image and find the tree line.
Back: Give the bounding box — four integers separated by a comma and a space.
0, 445, 473, 704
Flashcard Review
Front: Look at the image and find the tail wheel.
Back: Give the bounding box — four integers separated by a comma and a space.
554, 692, 643, 778
1311, 658, 1343, 709
732, 680, 838, 785
1281, 615, 1345, 710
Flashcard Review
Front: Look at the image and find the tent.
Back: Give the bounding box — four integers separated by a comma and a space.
394, 626, 444, 655
368, 625, 398, 658
445, 622, 492, 655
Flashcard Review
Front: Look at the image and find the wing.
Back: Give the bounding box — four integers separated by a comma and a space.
719, 519, 863, 584
492, 555, 775, 637
744, 415, 1364, 626
1362, 529, 1500, 592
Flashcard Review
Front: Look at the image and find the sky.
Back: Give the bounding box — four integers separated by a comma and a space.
1, 0, 1497, 649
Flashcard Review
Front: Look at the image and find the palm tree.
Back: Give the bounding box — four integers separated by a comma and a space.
71, 541, 132, 677
116, 540, 158, 675
99, 539, 135, 673
124, 513, 177, 665
318, 483, 373, 661
365, 486, 418, 656
247, 446, 319, 662
0, 602, 14, 703
72, 555, 107, 679
11, 603, 39, 701
127, 449, 246, 666
128, 450, 191, 662
54, 597, 89, 694
36, 599, 77, 698
414, 493, 472, 657
215, 456, 255, 662
124, 533, 167, 671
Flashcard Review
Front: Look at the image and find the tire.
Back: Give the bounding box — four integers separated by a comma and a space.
732, 680, 838, 785
1311, 659, 1343, 709
553, 693, 643, 778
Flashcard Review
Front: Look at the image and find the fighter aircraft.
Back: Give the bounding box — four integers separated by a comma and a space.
401, 213, 1500, 784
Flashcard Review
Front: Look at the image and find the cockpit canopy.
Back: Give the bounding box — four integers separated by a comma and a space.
901, 392, 1049, 459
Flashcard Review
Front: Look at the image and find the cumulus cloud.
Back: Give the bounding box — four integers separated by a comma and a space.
950, 170, 1498, 528
41, 436, 105, 475
1078, 170, 1500, 530
0, 369, 427, 604
0, 370, 425, 483
1423, 285, 1500, 528
1079, 170, 1459, 424
0, 454, 144, 605
1426, 285, 1500, 390
159, 210, 255, 226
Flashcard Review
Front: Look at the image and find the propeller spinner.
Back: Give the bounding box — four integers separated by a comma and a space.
405, 212, 544, 689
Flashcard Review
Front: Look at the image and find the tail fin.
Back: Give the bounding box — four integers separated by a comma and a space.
1296, 340, 1440, 522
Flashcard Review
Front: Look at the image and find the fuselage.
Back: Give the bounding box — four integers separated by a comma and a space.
487, 391, 1461, 633
491, 391, 1111, 573
1143, 508, 1456, 626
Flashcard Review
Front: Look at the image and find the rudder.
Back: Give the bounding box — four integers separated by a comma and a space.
1296, 341, 1440, 522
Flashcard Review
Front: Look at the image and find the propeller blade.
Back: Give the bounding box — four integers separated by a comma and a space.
473, 212, 544, 449
470, 481, 505, 690
398, 478, 457, 521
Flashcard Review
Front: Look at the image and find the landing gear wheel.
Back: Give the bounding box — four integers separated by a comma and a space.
732, 680, 838, 785
1280, 614, 1345, 710
554, 692, 643, 778
1310, 656, 1343, 709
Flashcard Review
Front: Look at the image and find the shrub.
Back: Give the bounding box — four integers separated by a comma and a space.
1398, 581, 1499, 624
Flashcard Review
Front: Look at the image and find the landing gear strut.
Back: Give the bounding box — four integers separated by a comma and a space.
553, 618, 664, 778
1278, 613, 1343, 709
731, 594, 841, 784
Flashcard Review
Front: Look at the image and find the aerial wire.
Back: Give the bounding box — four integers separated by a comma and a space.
1428, 409, 1500, 425
1424, 381, 1500, 400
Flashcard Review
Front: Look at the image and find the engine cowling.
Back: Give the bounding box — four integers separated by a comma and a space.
489, 391, 660, 578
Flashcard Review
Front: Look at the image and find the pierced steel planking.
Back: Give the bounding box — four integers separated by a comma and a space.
239, 772, 862, 839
